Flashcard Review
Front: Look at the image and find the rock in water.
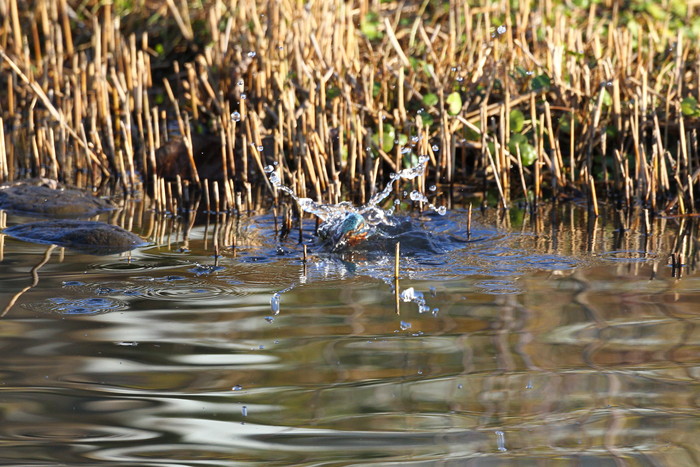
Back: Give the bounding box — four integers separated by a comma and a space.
0, 179, 112, 217
3, 220, 146, 255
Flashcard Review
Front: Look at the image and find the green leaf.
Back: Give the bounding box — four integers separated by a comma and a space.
464, 120, 481, 141
420, 113, 435, 127
558, 113, 574, 134
423, 93, 438, 107
644, 2, 666, 20
509, 109, 525, 133
509, 134, 537, 166
446, 92, 462, 115
403, 152, 419, 169
681, 96, 699, 117
327, 86, 341, 100
361, 13, 383, 40
371, 123, 396, 153
397, 133, 408, 146
600, 88, 612, 107
531, 74, 551, 91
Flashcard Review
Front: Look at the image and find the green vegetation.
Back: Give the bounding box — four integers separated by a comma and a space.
0, 0, 697, 215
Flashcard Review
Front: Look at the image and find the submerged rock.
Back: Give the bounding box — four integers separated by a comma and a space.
3, 220, 146, 255
0, 179, 112, 217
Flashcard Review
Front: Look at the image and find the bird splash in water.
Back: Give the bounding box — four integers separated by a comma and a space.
266, 156, 446, 251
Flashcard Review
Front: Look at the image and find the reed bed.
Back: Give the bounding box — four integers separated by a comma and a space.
0, 0, 698, 216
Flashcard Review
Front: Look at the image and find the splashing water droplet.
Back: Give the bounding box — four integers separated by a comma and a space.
257, 145, 263, 152
400, 321, 412, 330
270, 293, 281, 314
247, 51, 257, 58
418, 155, 429, 163
264, 165, 274, 173
232, 385, 243, 391
241, 93, 247, 100
242, 406, 248, 416
432, 144, 439, 152
410, 190, 427, 202
429, 185, 437, 192
497, 25, 507, 35
237, 79, 244, 87
231, 111, 241, 122
436, 206, 447, 215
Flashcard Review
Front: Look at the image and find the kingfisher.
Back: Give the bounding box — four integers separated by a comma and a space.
317, 211, 372, 249
336, 212, 371, 246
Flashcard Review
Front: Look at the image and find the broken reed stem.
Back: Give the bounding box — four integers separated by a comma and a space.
394, 241, 400, 315
467, 203, 472, 239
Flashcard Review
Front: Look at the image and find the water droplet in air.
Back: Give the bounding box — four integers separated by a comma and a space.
247, 51, 257, 58
232, 385, 243, 391
411, 136, 420, 144
436, 206, 447, 216
231, 111, 241, 122
497, 25, 507, 35
418, 155, 429, 163
400, 321, 412, 330
257, 145, 263, 152
242, 406, 248, 416
237, 79, 244, 87
410, 190, 427, 202
241, 93, 247, 99
264, 165, 274, 173
429, 185, 436, 191
496, 430, 507, 451
270, 293, 281, 314
432, 144, 439, 152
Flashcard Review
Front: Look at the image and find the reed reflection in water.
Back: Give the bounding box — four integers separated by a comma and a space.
0, 203, 698, 465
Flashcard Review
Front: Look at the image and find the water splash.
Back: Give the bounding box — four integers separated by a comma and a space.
267, 156, 446, 251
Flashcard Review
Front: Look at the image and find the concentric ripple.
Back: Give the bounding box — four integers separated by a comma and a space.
22, 297, 129, 315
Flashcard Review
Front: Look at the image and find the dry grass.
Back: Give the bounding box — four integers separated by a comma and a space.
0, 0, 698, 216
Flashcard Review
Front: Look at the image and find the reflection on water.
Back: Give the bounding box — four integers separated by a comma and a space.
0, 203, 698, 465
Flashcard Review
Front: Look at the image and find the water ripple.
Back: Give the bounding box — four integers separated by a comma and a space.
21, 297, 129, 315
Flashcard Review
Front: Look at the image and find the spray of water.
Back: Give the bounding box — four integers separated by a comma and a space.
266, 155, 445, 241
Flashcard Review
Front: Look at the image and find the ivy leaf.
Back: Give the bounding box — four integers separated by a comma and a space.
681, 96, 700, 117
509, 134, 537, 166
361, 13, 383, 40
371, 123, 396, 153
531, 74, 551, 91
422, 93, 438, 107
509, 109, 525, 133
446, 92, 462, 115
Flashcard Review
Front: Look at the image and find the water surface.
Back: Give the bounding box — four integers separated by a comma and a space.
0, 205, 698, 465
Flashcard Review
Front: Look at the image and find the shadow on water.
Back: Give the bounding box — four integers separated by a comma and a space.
0, 201, 698, 465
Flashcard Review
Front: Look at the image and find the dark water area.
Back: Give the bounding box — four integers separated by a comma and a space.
0, 204, 698, 465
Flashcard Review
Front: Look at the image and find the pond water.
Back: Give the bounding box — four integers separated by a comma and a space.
0, 203, 698, 465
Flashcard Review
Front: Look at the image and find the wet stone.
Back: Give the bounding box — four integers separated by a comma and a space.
3, 220, 146, 255
0, 179, 112, 217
